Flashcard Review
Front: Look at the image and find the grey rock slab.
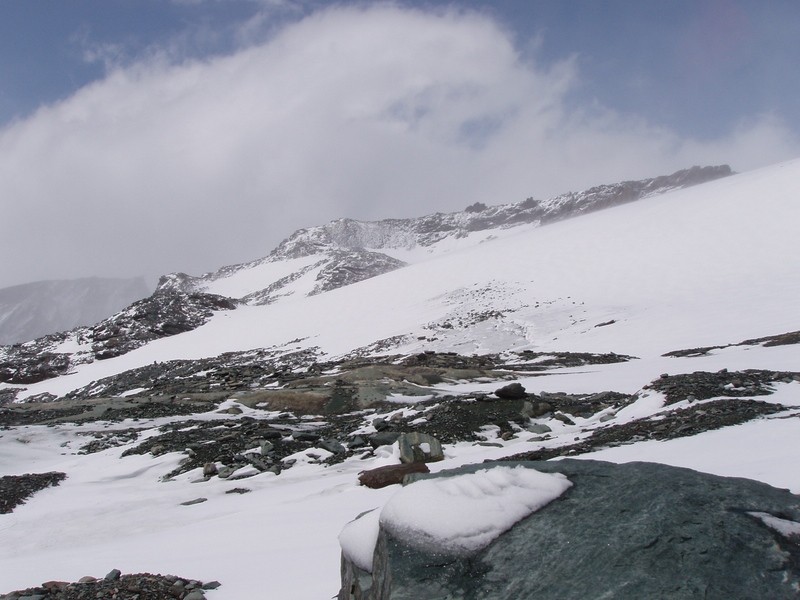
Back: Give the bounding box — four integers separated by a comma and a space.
341, 459, 800, 599
397, 433, 443, 464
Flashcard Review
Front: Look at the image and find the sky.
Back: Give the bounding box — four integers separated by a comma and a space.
1, 0, 799, 289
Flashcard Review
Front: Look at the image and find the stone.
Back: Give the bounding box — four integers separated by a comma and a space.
494, 382, 527, 399
169, 580, 185, 598
397, 433, 444, 464
104, 569, 121, 581
260, 440, 274, 454
340, 460, 800, 599
348, 435, 367, 448
319, 439, 347, 454
180, 497, 207, 506
202, 581, 222, 590
368, 432, 402, 448
358, 463, 430, 489
217, 466, 235, 479
292, 431, 321, 443
41, 581, 68, 590
183, 591, 206, 600
527, 423, 552, 434
553, 412, 575, 425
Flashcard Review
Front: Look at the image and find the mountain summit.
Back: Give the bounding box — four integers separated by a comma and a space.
157, 165, 731, 304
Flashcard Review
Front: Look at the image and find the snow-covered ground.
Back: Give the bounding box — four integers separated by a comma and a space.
1, 159, 798, 596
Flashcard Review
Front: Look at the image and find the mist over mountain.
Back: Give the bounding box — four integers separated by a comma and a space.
0, 277, 149, 345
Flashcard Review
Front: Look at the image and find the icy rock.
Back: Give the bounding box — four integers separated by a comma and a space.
339, 459, 800, 600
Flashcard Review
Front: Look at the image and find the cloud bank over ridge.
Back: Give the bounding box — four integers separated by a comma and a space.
1, 4, 797, 288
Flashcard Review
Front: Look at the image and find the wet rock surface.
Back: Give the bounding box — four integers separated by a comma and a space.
0, 572, 219, 600
340, 459, 800, 600
0, 472, 66, 514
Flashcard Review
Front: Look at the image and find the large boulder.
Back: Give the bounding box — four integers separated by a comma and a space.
339, 460, 800, 599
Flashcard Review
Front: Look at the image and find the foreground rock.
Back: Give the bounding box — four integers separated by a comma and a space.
0, 572, 219, 599
340, 460, 800, 599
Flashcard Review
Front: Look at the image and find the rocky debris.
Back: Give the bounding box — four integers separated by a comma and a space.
7, 349, 632, 409
506, 398, 788, 462
358, 463, 431, 489
507, 350, 635, 371
397, 433, 444, 464
119, 412, 366, 478
0, 472, 66, 514
0, 572, 219, 600
340, 459, 800, 600
664, 329, 800, 357
646, 369, 799, 405
77, 428, 140, 454
0, 396, 214, 427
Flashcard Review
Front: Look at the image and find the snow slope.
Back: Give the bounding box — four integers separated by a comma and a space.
6, 158, 799, 401
0, 159, 798, 597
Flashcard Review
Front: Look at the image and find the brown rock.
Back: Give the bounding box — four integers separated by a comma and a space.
358, 463, 430, 489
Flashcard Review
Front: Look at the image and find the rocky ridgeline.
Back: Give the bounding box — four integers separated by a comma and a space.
157, 165, 731, 301
269, 165, 732, 260
0, 291, 236, 386
1, 570, 220, 600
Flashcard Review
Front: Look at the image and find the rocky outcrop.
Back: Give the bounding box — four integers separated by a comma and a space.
339, 460, 800, 599
0, 290, 236, 385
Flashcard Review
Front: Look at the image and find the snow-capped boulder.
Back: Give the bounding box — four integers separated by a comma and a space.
339, 459, 800, 599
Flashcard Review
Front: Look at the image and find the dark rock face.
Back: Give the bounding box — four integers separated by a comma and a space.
340, 460, 800, 599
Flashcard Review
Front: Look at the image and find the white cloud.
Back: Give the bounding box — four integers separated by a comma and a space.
0, 4, 797, 288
